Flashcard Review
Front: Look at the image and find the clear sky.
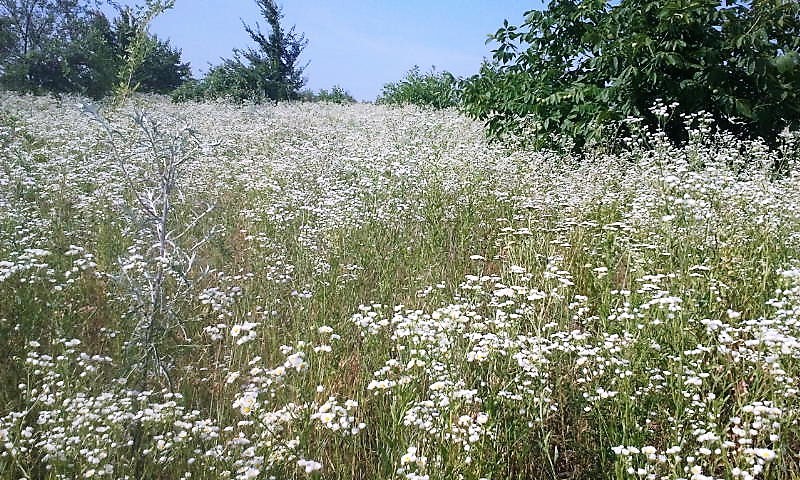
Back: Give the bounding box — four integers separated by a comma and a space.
129, 1, 544, 101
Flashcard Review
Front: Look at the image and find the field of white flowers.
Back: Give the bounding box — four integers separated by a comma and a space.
1, 92, 799, 480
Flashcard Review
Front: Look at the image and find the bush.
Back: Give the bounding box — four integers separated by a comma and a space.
461, 0, 800, 149
377, 66, 460, 109
0, 2, 189, 99
298, 85, 356, 104
171, 61, 277, 103
315, 85, 356, 104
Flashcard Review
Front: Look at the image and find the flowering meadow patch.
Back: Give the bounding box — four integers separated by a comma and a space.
1, 93, 799, 479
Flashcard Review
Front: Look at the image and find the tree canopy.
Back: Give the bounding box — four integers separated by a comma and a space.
0, 0, 190, 98
461, 0, 800, 148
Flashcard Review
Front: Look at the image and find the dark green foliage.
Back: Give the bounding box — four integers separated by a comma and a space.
461, 0, 800, 148
0, 0, 82, 58
169, 78, 205, 103
61, 12, 118, 98
173, 59, 272, 103
0, 16, 18, 62
377, 66, 460, 109
132, 39, 190, 93
172, 0, 307, 103
298, 85, 356, 104
0, 0, 89, 93
111, 6, 190, 95
0, 0, 190, 98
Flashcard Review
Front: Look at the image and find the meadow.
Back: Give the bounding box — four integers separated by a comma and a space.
1, 92, 799, 480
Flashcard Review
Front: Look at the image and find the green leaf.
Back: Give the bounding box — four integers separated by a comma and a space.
735, 98, 753, 119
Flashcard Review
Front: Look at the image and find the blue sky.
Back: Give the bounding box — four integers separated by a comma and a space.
130, 1, 543, 101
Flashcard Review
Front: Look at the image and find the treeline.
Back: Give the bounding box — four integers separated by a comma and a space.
0, 0, 355, 103
0, 0, 189, 98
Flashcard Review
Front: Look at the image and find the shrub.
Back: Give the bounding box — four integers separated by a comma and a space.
314, 85, 356, 104
171, 60, 275, 103
378, 66, 460, 109
170, 78, 205, 103
298, 85, 356, 104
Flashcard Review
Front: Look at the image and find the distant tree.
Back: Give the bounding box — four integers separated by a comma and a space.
60, 11, 118, 98
0, 0, 82, 58
111, 6, 190, 94
238, 0, 307, 100
173, 0, 308, 103
176, 59, 265, 103
0, 0, 89, 92
297, 85, 356, 104
461, 0, 800, 149
0, 0, 190, 97
0, 16, 17, 66
315, 85, 355, 104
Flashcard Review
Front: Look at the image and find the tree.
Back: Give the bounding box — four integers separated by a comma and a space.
239, 0, 307, 100
111, 6, 190, 95
0, 1, 190, 97
297, 85, 356, 103
60, 10, 118, 98
0, 0, 82, 58
0, 0, 89, 92
461, 0, 800, 149
173, 0, 308, 103
0, 16, 18, 66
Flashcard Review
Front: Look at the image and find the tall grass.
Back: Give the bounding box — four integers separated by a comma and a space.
1, 93, 799, 479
